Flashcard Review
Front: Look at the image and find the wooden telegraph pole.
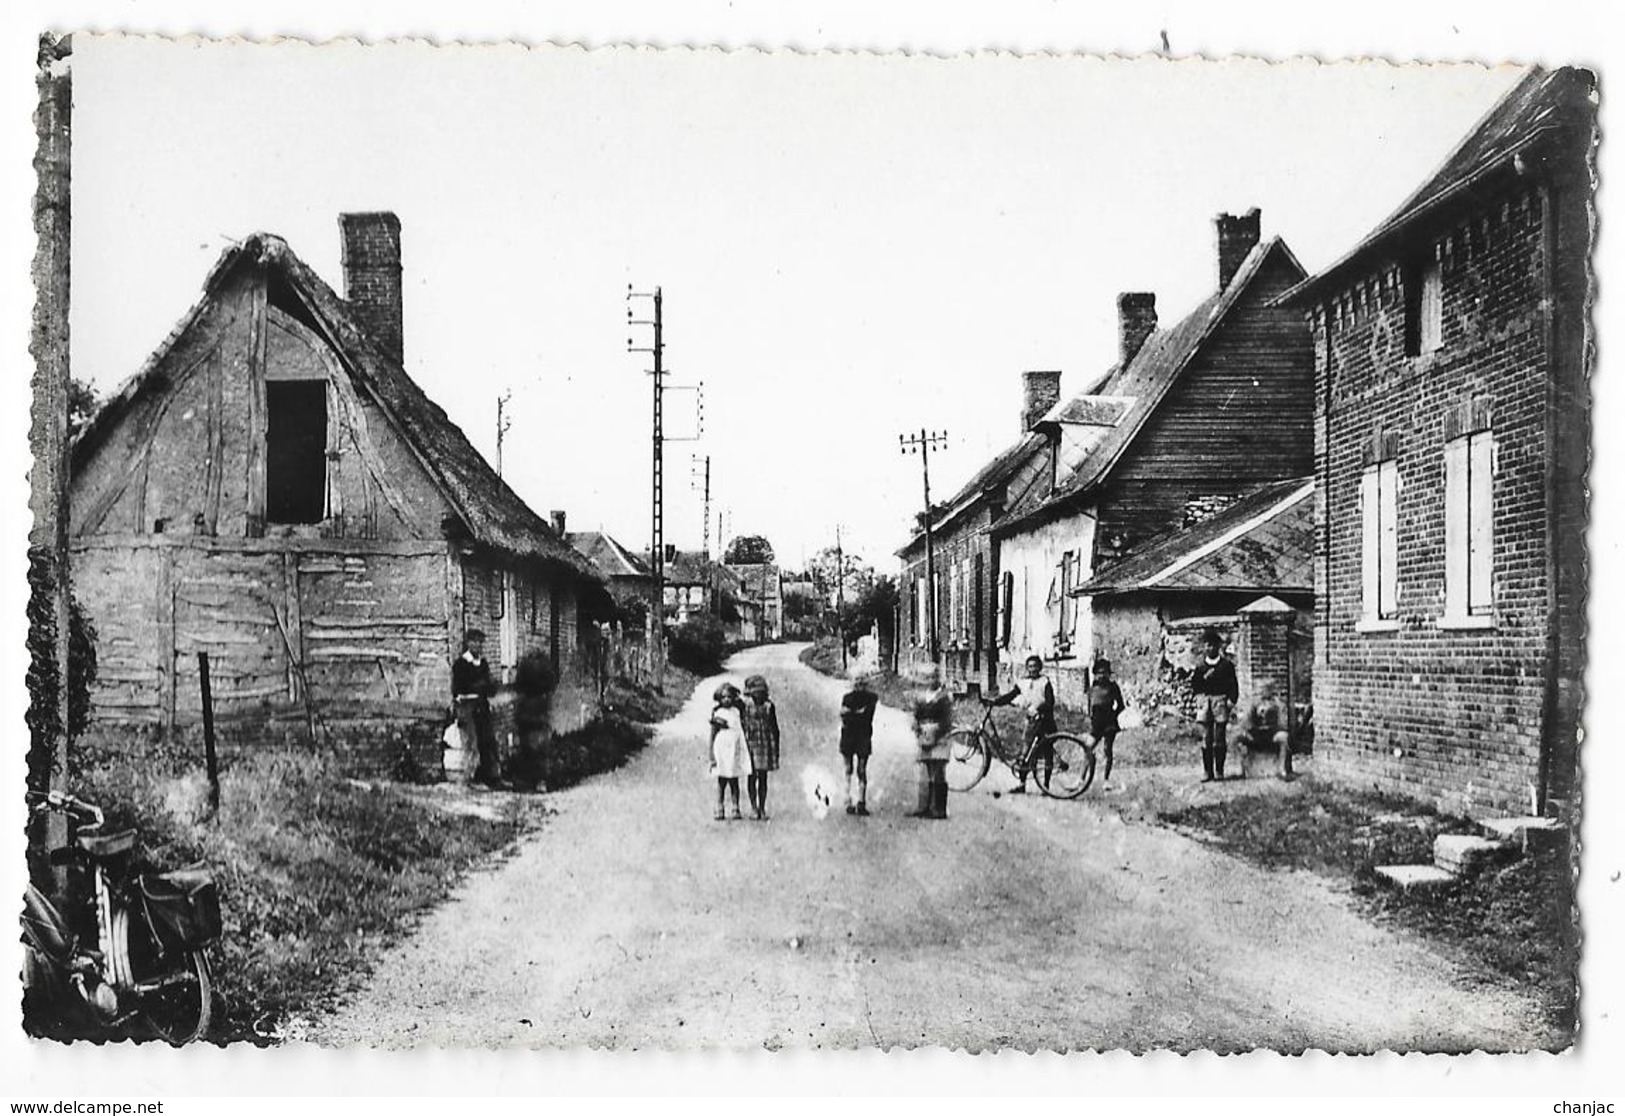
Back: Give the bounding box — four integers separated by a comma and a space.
899, 429, 947, 664
835, 523, 848, 672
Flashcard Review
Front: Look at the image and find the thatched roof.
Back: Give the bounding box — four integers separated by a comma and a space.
74, 233, 601, 584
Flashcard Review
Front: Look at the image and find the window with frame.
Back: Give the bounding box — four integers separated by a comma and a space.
499, 570, 519, 668
1359, 454, 1400, 627
1404, 256, 1443, 357
1444, 410, 1495, 626
998, 570, 1014, 648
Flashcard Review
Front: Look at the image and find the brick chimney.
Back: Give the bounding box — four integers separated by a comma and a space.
550, 510, 567, 536
1215, 208, 1262, 290
1118, 292, 1158, 366
339, 212, 404, 366
1022, 371, 1062, 432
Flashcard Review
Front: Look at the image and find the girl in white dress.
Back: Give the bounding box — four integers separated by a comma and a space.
708, 682, 750, 821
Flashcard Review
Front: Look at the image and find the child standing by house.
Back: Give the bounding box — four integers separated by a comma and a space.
741, 674, 781, 820
1191, 627, 1238, 782
988, 654, 1057, 794
910, 664, 954, 820
839, 672, 880, 816
708, 682, 750, 821
1087, 659, 1126, 786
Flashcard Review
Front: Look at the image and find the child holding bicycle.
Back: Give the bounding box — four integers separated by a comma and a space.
989, 654, 1056, 794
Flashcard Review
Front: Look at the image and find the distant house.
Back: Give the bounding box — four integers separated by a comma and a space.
1281, 68, 1594, 816
567, 526, 653, 616
1074, 476, 1314, 714
989, 211, 1314, 705
69, 214, 608, 771
724, 562, 783, 640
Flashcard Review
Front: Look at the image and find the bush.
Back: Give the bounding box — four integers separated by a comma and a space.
667, 613, 728, 675
513, 650, 560, 735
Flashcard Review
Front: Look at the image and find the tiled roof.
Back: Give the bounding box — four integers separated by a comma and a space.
568, 531, 650, 579
1075, 477, 1313, 596
1283, 66, 1597, 304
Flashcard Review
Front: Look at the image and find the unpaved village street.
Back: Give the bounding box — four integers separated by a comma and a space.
311, 645, 1555, 1052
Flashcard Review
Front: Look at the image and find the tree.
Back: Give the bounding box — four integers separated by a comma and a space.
67, 377, 97, 440
723, 534, 775, 565
843, 575, 899, 650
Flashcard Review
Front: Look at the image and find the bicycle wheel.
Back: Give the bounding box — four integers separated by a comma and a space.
943, 728, 991, 793
1035, 733, 1096, 799
136, 949, 213, 1044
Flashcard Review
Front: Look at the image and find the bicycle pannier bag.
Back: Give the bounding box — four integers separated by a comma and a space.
139, 865, 222, 953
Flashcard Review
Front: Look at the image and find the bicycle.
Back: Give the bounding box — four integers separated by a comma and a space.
22, 791, 219, 1044
944, 700, 1097, 799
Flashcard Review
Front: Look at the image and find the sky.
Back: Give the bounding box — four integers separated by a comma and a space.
66, 37, 1523, 573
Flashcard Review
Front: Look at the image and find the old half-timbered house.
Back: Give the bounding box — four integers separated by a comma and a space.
69, 213, 609, 773
1281, 68, 1594, 817
989, 211, 1314, 707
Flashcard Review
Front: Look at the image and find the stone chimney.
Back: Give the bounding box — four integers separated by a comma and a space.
1118, 292, 1158, 366
1022, 371, 1063, 432
1215, 208, 1262, 291
339, 212, 404, 366
550, 510, 567, 536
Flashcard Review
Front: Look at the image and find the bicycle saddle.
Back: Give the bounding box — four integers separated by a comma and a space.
74, 830, 137, 860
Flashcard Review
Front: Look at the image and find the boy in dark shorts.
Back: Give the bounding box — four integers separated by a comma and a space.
1087, 659, 1126, 786
1191, 627, 1238, 782
839, 673, 879, 816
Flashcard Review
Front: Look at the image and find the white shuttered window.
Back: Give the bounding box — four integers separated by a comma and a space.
1444, 431, 1495, 624
1360, 460, 1400, 624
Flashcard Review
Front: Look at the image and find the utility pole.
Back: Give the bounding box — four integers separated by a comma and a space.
495, 388, 513, 477
900, 429, 948, 664
629, 289, 703, 690
628, 287, 666, 689
692, 454, 711, 559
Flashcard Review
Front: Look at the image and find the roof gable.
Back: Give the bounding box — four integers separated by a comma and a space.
1284, 66, 1597, 304
75, 233, 598, 580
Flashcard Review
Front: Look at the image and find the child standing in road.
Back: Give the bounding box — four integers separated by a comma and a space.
709, 682, 749, 821
839, 673, 880, 816
1087, 659, 1126, 786
1191, 627, 1238, 782
741, 675, 781, 820
910, 664, 954, 820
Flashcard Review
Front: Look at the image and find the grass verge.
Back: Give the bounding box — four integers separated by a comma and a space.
55, 669, 702, 1044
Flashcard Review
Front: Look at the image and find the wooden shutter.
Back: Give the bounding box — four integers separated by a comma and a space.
1468, 433, 1494, 613
999, 571, 1014, 647
1444, 436, 1469, 617
1360, 468, 1379, 620
1378, 461, 1399, 618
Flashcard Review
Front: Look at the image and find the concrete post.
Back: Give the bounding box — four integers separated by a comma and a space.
1236, 595, 1296, 778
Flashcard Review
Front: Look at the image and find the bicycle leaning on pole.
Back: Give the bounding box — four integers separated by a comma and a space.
22, 790, 220, 1043
943, 699, 1097, 799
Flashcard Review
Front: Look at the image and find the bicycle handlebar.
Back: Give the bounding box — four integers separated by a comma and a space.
27, 790, 104, 830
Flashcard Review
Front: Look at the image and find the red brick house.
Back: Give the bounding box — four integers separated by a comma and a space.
1282, 68, 1595, 816
894, 373, 1058, 692
989, 211, 1315, 705
69, 214, 609, 772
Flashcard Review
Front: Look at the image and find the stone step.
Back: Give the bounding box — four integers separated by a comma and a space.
1433, 833, 1509, 875
1374, 864, 1456, 892
1479, 815, 1569, 854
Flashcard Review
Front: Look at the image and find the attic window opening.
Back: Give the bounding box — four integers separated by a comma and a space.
266, 271, 325, 338
1402, 256, 1443, 357
265, 381, 328, 524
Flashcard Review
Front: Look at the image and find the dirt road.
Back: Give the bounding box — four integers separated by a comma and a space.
311, 644, 1554, 1052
